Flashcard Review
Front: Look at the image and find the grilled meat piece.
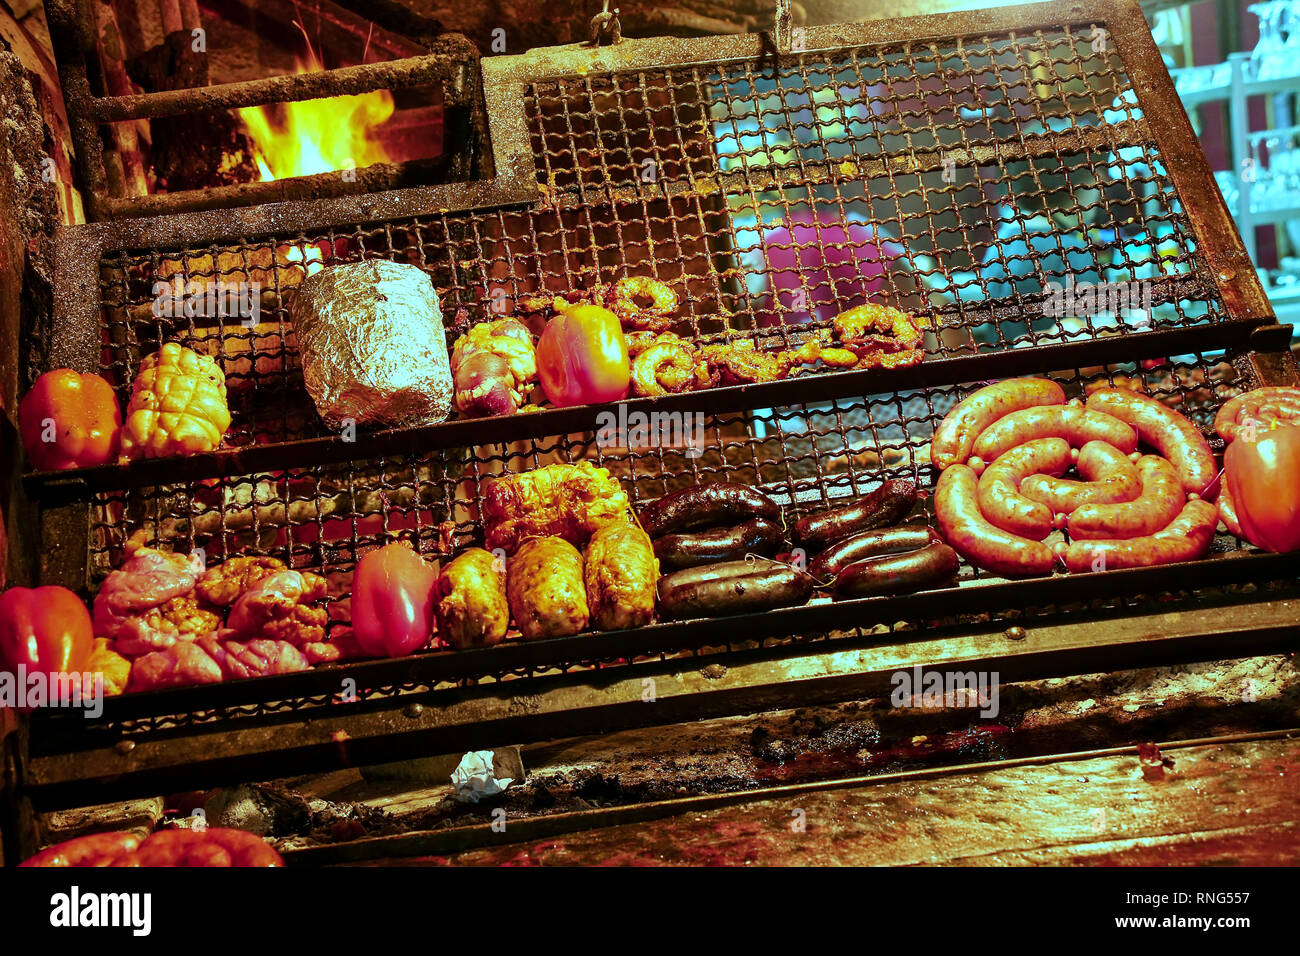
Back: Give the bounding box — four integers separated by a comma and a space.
506, 536, 589, 639
435, 548, 509, 649
92, 533, 204, 641
113, 594, 222, 657
195, 555, 287, 608
300, 629, 366, 665
694, 339, 823, 387
829, 304, 926, 370
450, 318, 538, 416
483, 461, 631, 554
198, 633, 311, 680
832, 303, 924, 351
584, 522, 658, 631
631, 335, 696, 397
86, 638, 131, 696
128, 640, 223, 691
605, 276, 679, 332
225, 569, 328, 647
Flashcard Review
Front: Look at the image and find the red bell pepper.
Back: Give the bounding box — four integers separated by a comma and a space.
351, 541, 438, 657
18, 369, 123, 471
0, 586, 95, 702
535, 300, 630, 407
1225, 422, 1300, 553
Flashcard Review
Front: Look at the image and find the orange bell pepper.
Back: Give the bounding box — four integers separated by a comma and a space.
1225, 423, 1300, 553
18, 369, 122, 470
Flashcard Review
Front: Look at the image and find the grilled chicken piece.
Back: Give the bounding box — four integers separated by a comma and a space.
484, 461, 631, 554
435, 548, 509, 649
506, 536, 589, 639
584, 521, 658, 631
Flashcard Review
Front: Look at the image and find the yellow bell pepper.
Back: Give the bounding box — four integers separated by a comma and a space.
121, 344, 231, 459
86, 638, 130, 697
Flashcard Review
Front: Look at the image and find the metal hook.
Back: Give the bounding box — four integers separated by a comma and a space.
589, 0, 622, 47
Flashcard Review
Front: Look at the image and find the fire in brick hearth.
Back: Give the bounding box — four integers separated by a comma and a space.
237, 51, 395, 182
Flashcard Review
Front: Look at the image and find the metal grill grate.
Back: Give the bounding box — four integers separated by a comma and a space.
524, 25, 1222, 341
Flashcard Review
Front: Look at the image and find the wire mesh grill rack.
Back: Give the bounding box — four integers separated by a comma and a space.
18, 0, 1300, 819
523, 24, 1221, 341
61, 347, 1296, 707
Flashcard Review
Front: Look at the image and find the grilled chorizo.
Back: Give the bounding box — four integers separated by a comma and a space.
435, 548, 509, 649
1059, 498, 1218, 572
126, 827, 284, 867
506, 536, 589, 639
637, 483, 781, 538
1067, 455, 1184, 540
930, 378, 1066, 470
1214, 386, 1300, 442
653, 517, 783, 572
584, 522, 659, 630
20, 832, 142, 867
935, 465, 1055, 577
807, 525, 940, 581
970, 404, 1138, 462
976, 437, 1072, 539
1085, 388, 1217, 498
792, 478, 919, 551
832, 541, 960, 598
656, 558, 814, 620
1020, 440, 1142, 515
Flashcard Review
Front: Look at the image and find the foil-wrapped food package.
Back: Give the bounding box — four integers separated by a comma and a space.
289, 261, 453, 428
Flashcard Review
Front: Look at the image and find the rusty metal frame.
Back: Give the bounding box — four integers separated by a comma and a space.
43, 0, 486, 220
32, 0, 1294, 589
40, 0, 1282, 474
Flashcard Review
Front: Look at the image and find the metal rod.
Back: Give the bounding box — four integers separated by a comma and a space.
102, 157, 458, 218
88, 50, 472, 122
774, 0, 793, 53
45, 0, 111, 219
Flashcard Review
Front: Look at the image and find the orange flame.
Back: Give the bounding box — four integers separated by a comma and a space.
238, 57, 394, 181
